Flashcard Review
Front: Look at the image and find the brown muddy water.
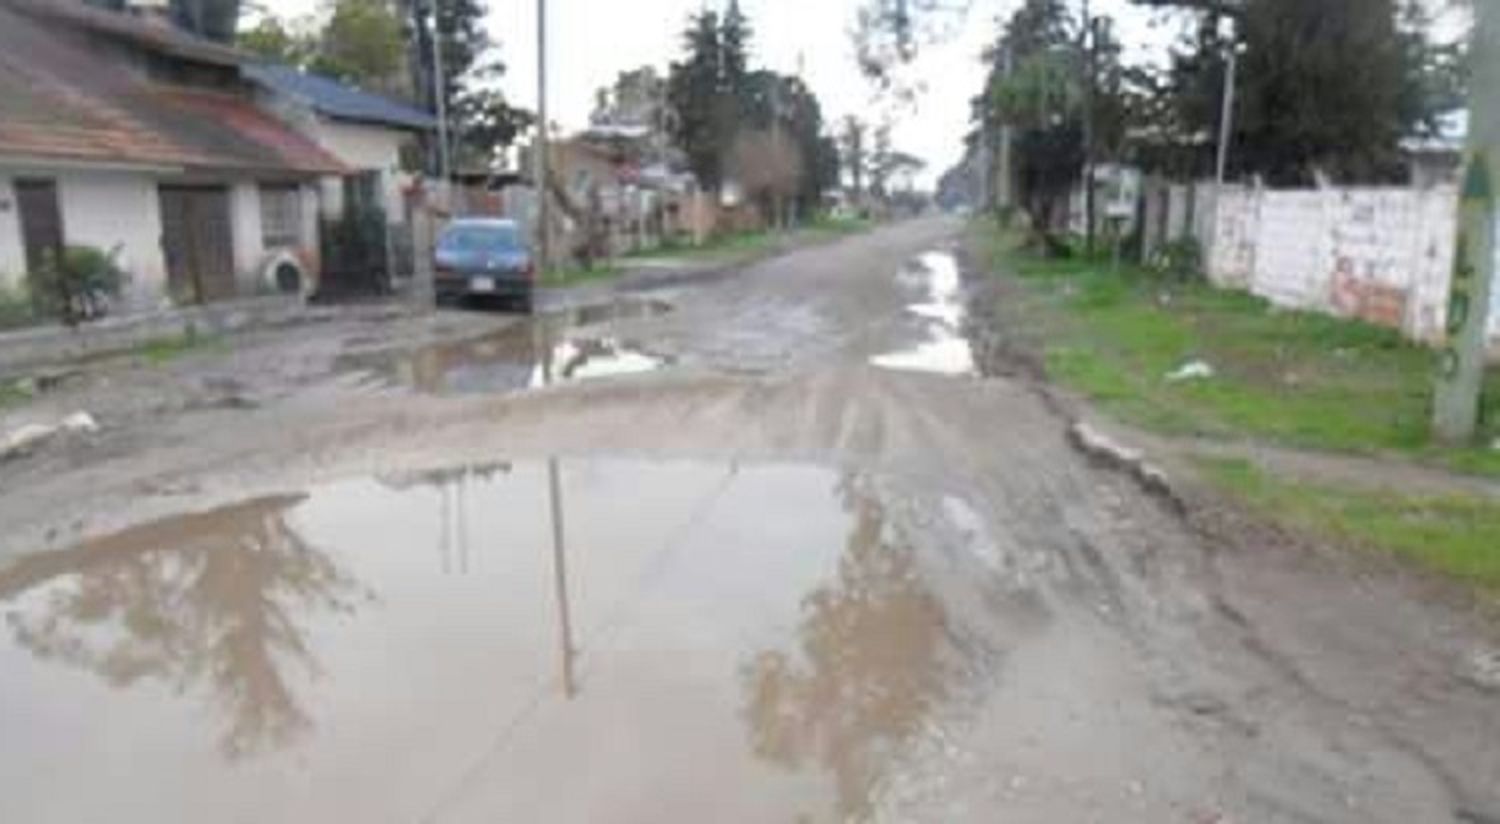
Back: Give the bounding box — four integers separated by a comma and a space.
0, 459, 1014, 823
342, 299, 674, 395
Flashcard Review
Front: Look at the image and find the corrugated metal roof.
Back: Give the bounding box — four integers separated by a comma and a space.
7, 0, 243, 67
0, 0, 344, 175
244, 63, 436, 132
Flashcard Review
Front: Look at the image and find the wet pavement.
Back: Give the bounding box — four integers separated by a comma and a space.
0, 459, 1007, 822
1, 217, 1497, 823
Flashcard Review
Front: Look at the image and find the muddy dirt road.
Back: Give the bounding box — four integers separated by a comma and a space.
1, 217, 1496, 823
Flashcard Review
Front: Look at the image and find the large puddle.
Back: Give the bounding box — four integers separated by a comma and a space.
871, 252, 978, 376
0, 459, 1016, 822
343, 299, 673, 395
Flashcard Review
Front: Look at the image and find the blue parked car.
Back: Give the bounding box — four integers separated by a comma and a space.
434, 218, 536, 312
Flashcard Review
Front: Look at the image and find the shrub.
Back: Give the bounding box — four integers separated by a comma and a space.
30, 245, 128, 325
1152, 237, 1204, 283
0, 281, 36, 330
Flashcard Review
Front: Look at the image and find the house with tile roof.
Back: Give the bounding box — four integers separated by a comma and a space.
244, 62, 436, 228
0, 0, 346, 311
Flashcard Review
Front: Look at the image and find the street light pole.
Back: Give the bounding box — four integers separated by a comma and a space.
1433, 5, 1498, 443
534, 0, 551, 272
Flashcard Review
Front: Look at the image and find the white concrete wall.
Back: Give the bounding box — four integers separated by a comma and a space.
0, 167, 326, 311
233, 180, 323, 295
1196, 184, 1499, 351
0, 167, 171, 308
312, 118, 413, 218
56, 170, 168, 311
0, 177, 25, 292
230, 181, 264, 295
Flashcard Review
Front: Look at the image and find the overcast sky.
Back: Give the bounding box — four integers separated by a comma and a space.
265, 0, 1455, 186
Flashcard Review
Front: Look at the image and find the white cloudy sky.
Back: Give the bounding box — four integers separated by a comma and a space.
267, 0, 1439, 186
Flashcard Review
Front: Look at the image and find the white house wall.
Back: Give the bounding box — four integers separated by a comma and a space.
0, 176, 24, 291
1, 166, 323, 310
57, 170, 168, 312
312, 118, 411, 219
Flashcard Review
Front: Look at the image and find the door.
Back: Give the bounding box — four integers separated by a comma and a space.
15, 179, 64, 278
159, 185, 235, 304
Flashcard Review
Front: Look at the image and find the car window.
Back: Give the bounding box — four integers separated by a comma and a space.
439, 224, 521, 253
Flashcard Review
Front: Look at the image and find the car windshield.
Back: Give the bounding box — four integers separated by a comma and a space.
439, 224, 521, 253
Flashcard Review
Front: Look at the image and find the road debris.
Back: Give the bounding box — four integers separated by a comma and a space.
1462, 648, 1500, 693
1, 411, 100, 461
1165, 359, 1216, 382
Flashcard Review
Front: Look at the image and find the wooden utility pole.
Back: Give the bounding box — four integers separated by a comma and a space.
1433, 6, 1497, 443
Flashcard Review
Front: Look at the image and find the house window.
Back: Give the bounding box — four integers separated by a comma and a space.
259, 184, 302, 247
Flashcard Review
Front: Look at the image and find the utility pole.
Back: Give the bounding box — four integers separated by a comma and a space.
1433, 5, 1498, 443
1214, 30, 1238, 187
534, 0, 552, 272
1081, 2, 1097, 257
431, 0, 451, 191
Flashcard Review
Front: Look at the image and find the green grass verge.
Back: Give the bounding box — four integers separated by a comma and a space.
0, 379, 31, 410
1197, 457, 1500, 593
978, 224, 1500, 477
134, 333, 227, 366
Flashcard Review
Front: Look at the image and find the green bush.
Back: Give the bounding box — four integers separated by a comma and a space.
30, 245, 128, 325
0, 281, 36, 330
1151, 237, 1204, 283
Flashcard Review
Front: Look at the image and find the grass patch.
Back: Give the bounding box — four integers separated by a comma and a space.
803, 215, 874, 238
1197, 457, 1500, 593
543, 263, 621, 287
979, 223, 1500, 476
134, 332, 226, 366
0, 379, 32, 410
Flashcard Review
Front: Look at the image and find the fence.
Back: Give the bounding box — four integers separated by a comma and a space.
1144, 179, 1500, 353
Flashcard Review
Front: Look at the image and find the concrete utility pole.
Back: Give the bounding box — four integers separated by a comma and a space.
1214, 25, 1238, 187
431, 0, 451, 190
1433, 5, 1498, 443
1080, 3, 1100, 257
534, 0, 552, 272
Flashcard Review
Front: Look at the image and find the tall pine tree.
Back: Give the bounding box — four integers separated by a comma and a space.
668, 3, 756, 191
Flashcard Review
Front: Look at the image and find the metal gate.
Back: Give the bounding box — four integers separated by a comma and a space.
159, 185, 235, 304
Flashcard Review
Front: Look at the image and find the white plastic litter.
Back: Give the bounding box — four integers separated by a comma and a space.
0, 411, 99, 460
1166, 360, 1216, 382
1, 423, 59, 457
61, 411, 99, 434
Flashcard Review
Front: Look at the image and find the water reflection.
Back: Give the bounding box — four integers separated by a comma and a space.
742, 473, 950, 820
0, 496, 364, 758
871, 251, 978, 376
0, 461, 998, 821
343, 299, 672, 395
